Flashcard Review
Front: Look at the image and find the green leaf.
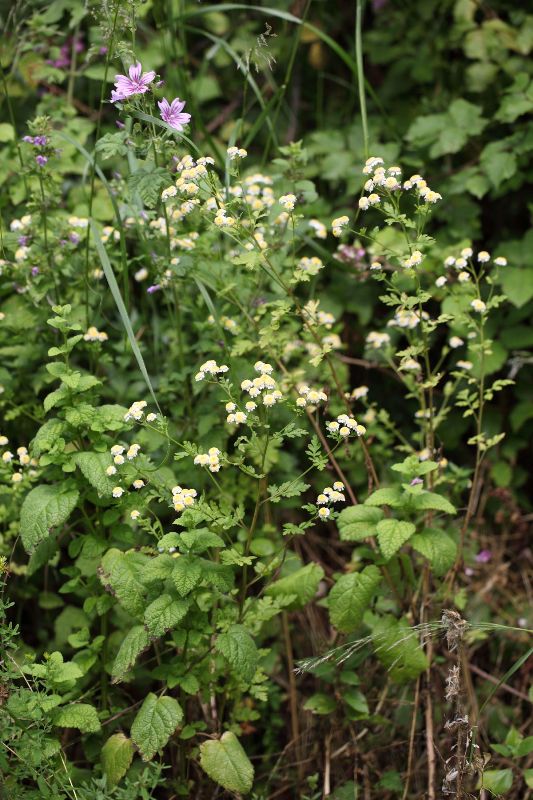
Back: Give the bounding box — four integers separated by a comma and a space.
101, 733, 134, 787
73, 451, 115, 497
199, 731, 254, 794
410, 529, 457, 576
131, 693, 184, 761
500, 267, 533, 308
268, 480, 310, 503
20, 485, 79, 553
376, 519, 416, 561
372, 616, 428, 683
365, 488, 404, 508
0, 123, 15, 142
303, 693, 337, 715
111, 625, 150, 683
53, 703, 101, 733
328, 566, 381, 633
265, 562, 324, 609
180, 529, 225, 553
337, 505, 384, 542
144, 594, 190, 637
99, 549, 148, 617
479, 769, 513, 795
128, 166, 171, 208
409, 492, 456, 515
215, 625, 258, 683
31, 418, 65, 455
172, 556, 203, 596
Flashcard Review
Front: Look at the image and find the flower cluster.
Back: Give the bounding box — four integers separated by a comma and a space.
279, 194, 297, 211
227, 146, 247, 160
361, 157, 442, 204
194, 447, 222, 472
366, 331, 390, 349
194, 360, 229, 382
225, 403, 248, 426
316, 482, 346, 519
1, 437, 35, 483
294, 256, 324, 281
240, 361, 283, 406
326, 414, 366, 438
308, 219, 327, 239
331, 216, 349, 237
83, 326, 108, 343
302, 300, 336, 329
124, 400, 147, 422
172, 485, 197, 513
296, 385, 328, 408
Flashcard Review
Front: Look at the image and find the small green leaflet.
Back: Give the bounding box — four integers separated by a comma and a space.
20, 485, 79, 553
52, 703, 101, 733
131, 693, 183, 761
337, 505, 384, 542
365, 487, 404, 508
144, 594, 190, 637
200, 731, 254, 794
328, 565, 381, 633
215, 624, 258, 683
409, 491, 456, 515
172, 556, 202, 596
376, 519, 416, 560
410, 528, 457, 575
111, 625, 150, 683
268, 480, 310, 503
101, 733, 134, 787
265, 562, 324, 610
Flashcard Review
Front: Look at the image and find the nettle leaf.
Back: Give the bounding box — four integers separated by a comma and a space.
111, 625, 151, 683
99, 549, 148, 617
265, 562, 324, 609
73, 451, 115, 497
200, 731, 254, 794
337, 505, 384, 542
172, 556, 202, 596
410, 528, 457, 576
365, 488, 404, 508
131, 693, 183, 761
144, 594, 190, 637
52, 703, 101, 733
328, 566, 381, 633
101, 733, 134, 787
215, 624, 258, 683
128, 166, 170, 208
376, 519, 416, 561
372, 616, 428, 683
143, 554, 175, 584
409, 491, 456, 515
20, 485, 79, 553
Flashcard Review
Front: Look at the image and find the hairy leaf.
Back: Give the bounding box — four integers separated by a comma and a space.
328, 566, 381, 633
131, 693, 183, 761
215, 625, 258, 683
200, 731, 254, 794
20, 485, 79, 553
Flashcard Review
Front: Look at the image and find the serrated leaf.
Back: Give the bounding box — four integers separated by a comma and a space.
31, 418, 65, 455
265, 562, 324, 609
172, 556, 202, 596
376, 519, 416, 560
337, 505, 384, 542
111, 625, 150, 683
215, 625, 258, 683
410, 528, 457, 576
73, 451, 115, 497
20, 485, 79, 553
372, 616, 428, 683
365, 488, 404, 508
268, 480, 310, 503
128, 166, 170, 208
99, 549, 148, 617
328, 566, 381, 633
53, 703, 101, 733
101, 733, 134, 787
409, 492, 456, 515
180, 529, 225, 553
144, 594, 189, 637
199, 731, 254, 794
131, 693, 183, 761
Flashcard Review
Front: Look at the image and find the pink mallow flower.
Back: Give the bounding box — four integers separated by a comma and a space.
158, 97, 191, 131
110, 62, 156, 103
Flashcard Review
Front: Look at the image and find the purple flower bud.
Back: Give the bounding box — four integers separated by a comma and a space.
69, 232, 81, 244
475, 549, 492, 563
31, 266, 40, 276
99, 46, 108, 55
22, 135, 34, 143
18, 236, 29, 246
34, 135, 48, 146
115, 120, 125, 129
410, 477, 423, 486
147, 284, 161, 294
35, 155, 48, 167
464, 567, 474, 577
